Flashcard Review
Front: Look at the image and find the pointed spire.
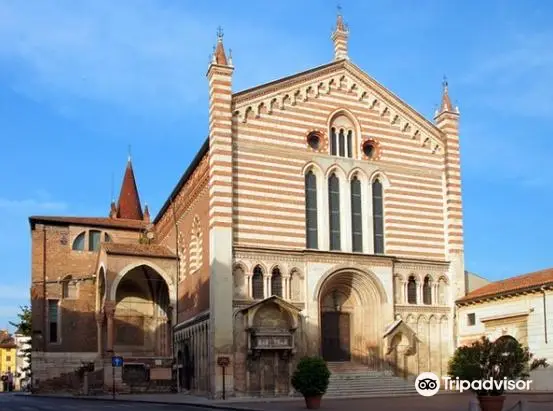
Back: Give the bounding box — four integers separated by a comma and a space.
109, 200, 117, 218
143, 203, 151, 224
212, 26, 229, 66
115, 157, 144, 220
438, 76, 457, 114
331, 6, 349, 61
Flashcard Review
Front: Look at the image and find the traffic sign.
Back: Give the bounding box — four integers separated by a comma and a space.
112, 356, 124, 367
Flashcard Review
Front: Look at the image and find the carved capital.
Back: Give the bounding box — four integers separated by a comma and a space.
104, 301, 116, 318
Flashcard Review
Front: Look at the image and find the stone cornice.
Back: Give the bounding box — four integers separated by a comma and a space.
456, 284, 553, 307
234, 246, 447, 268
395, 304, 451, 317
156, 156, 209, 242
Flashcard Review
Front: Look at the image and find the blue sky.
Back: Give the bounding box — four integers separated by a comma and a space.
1, 0, 552, 330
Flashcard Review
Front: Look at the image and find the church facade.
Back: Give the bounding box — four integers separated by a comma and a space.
29, 14, 466, 398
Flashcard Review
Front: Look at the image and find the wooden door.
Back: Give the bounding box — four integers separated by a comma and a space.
321, 312, 351, 361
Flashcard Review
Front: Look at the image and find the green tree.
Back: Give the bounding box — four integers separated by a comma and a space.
9, 305, 32, 380
10, 305, 31, 337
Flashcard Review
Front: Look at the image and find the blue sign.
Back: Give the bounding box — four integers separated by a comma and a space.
112, 356, 124, 367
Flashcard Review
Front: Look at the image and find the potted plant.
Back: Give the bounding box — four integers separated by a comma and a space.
291, 356, 331, 409
448, 336, 548, 411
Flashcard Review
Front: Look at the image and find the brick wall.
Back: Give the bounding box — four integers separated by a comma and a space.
30, 223, 141, 353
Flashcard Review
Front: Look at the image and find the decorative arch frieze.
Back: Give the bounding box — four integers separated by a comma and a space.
232, 70, 444, 155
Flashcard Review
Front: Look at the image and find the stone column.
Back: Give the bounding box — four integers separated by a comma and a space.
246, 275, 252, 299
264, 275, 271, 298
166, 306, 173, 357
105, 302, 115, 351
283, 275, 290, 299
95, 311, 105, 356
416, 281, 422, 305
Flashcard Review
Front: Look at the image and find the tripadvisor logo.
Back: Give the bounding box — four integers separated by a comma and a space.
415, 372, 533, 397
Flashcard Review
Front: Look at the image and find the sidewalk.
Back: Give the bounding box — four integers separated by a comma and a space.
19, 392, 553, 411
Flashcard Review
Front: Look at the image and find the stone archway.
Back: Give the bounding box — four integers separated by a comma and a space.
110, 264, 172, 357
317, 268, 386, 367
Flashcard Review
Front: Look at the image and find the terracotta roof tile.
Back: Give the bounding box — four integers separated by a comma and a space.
117, 160, 144, 220
29, 216, 147, 230
457, 267, 553, 303
103, 243, 176, 259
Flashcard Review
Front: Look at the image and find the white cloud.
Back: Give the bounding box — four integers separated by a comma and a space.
460, 30, 553, 118
0, 198, 67, 211
0, 0, 316, 117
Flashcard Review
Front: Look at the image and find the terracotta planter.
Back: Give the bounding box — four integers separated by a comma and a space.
478, 395, 505, 411
304, 395, 322, 409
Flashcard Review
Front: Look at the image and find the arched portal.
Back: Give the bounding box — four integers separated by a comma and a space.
318, 269, 385, 367
112, 264, 171, 356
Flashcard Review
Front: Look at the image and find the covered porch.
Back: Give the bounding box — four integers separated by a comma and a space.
94, 242, 178, 390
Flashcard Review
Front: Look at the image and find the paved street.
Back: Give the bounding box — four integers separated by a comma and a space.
0, 393, 230, 411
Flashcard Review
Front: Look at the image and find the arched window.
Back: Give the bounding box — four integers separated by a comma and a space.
329, 115, 354, 158
407, 275, 417, 304
350, 176, 362, 252
305, 170, 318, 249
328, 173, 341, 250
104, 233, 112, 242
423, 276, 432, 305
72, 232, 85, 251
271, 267, 282, 297
62, 276, 77, 299
372, 178, 384, 254
88, 230, 102, 251
252, 265, 264, 300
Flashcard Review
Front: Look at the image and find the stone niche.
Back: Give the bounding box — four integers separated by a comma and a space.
237, 296, 302, 397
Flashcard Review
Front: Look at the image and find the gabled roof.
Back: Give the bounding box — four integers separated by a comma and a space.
29, 216, 147, 231
116, 159, 143, 220
239, 295, 302, 314
233, 59, 443, 140
102, 243, 176, 259
457, 267, 553, 304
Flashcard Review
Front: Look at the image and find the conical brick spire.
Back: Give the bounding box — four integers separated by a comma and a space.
115, 157, 144, 220
212, 26, 229, 66
439, 77, 454, 113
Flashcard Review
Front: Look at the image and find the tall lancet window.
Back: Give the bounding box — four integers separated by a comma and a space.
407, 276, 417, 304
271, 267, 282, 298
252, 265, 264, 300
350, 176, 362, 252
423, 275, 432, 305
331, 128, 338, 156
305, 170, 318, 249
328, 173, 341, 250
372, 178, 384, 254
329, 114, 354, 158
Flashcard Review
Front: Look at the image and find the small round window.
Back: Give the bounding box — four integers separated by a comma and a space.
362, 141, 375, 158
307, 132, 321, 150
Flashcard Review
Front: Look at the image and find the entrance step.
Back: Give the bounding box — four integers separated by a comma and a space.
326, 363, 417, 397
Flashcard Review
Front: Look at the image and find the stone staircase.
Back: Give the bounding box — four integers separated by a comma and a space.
326, 362, 418, 397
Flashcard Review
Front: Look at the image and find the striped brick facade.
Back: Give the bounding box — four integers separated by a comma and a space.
206, 35, 236, 396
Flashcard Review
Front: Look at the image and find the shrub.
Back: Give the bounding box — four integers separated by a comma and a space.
448, 336, 548, 396
291, 356, 331, 397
